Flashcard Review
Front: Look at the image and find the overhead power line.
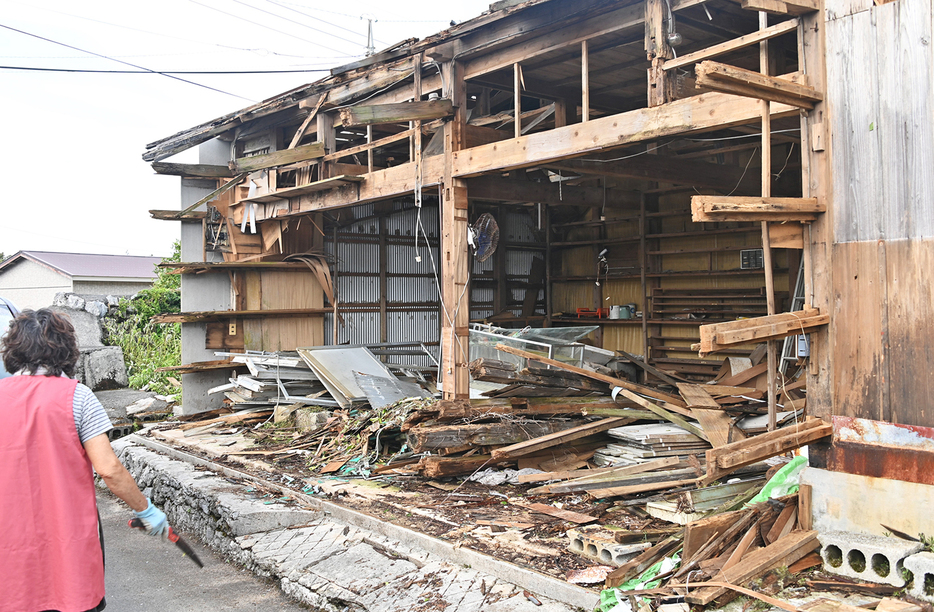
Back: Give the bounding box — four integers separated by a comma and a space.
0, 65, 332, 74
263, 0, 388, 47
0, 22, 255, 102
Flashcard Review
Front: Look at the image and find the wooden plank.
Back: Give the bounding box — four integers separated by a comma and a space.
150, 209, 206, 221
156, 359, 237, 374
239, 175, 366, 204
230, 142, 325, 173
692, 196, 824, 222
490, 417, 630, 460
154, 309, 330, 324
770, 222, 805, 249
683, 508, 747, 561
684, 530, 819, 605
529, 457, 682, 493
493, 343, 687, 407
588, 478, 700, 499
524, 503, 598, 524
338, 99, 454, 127
663, 19, 799, 71
678, 384, 735, 447
798, 483, 812, 530
695, 61, 823, 109
151, 162, 234, 178
697, 309, 829, 355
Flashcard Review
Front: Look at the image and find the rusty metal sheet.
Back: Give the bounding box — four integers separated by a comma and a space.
825, 417, 934, 485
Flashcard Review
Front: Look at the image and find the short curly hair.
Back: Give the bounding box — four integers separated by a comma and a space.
1, 309, 80, 377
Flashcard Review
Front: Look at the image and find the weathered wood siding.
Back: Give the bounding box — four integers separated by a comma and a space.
827, 0, 934, 425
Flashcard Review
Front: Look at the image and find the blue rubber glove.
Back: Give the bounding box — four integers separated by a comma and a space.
133, 498, 169, 538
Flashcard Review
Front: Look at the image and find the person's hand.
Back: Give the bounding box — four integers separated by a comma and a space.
133, 498, 169, 538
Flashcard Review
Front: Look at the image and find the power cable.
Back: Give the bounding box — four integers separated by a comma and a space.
231, 0, 365, 48
0, 65, 332, 74
263, 0, 384, 46
188, 0, 351, 56
3, 0, 309, 59
0, 22, 254, 102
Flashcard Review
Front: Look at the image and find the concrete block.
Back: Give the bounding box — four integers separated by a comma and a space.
85, 300, 108, 318
903, 552, 934, 603
52, 306, 103, 347
567, 525, 651, 566
82, 346, 129, 391
295, 408, 330, 432
818, 531, 923, 587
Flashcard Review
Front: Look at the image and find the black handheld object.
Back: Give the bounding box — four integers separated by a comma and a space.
129, 518, 205, 568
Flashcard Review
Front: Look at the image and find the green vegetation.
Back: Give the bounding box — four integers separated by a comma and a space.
104, 241, 181, 394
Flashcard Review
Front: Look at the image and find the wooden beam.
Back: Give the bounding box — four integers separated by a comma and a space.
696, 308, 828, 355
614, 389, 707, 440
338, 99, 454, 127
663, 19, 799, 71
695, 61, 823, 109
151, 162, 234, 178
740, 0, 819, 15
451, 92, 797, 178
150, 209, 206, 221
692, 196, 824, 222
239, 175, 365, 204
229, 142, 325, 173
493, 343, 687, 408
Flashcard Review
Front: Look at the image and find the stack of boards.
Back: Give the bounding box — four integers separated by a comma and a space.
595, 422, 712, 466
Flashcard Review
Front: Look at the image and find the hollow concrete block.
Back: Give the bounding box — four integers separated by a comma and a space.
567, 525, 651, 567
819, 531, 923, 587
903, 551, 934, 603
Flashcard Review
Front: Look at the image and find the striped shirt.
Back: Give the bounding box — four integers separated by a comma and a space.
14, 371, 113, 443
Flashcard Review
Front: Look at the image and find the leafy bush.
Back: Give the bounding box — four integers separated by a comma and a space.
104, 241, 181, 394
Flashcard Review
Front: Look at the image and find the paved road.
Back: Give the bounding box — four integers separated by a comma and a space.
98, 491, 309, 611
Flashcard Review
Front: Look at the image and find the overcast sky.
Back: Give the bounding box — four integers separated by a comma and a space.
0, 0, 491, 259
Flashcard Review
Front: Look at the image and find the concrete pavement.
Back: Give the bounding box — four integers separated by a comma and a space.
109, 434, 598, 612
98, 491, 307, 610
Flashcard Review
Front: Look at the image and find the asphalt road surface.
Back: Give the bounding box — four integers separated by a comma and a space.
97, 491, 309, 611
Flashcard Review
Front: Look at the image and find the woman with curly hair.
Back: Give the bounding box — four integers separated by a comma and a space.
0, 309, 169, 612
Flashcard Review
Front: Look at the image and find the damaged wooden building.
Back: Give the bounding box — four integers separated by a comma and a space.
147, 0, 934, 537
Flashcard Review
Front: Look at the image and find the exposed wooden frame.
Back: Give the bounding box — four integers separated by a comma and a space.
153, 309, 330, 324
321, 129, 415, 163
741, 0, 820, 15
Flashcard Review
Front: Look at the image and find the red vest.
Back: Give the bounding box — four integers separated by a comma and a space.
0, 375, 105, 612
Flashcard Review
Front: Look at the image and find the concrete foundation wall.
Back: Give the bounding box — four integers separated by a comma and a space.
73, 280, 153, 296
0, 259, 71, 309
801, 467, 934, 537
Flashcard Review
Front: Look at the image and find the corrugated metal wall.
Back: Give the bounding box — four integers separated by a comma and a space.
324, 200, 440, 367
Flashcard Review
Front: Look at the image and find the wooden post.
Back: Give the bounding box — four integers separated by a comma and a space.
411, 52, 423, 162
441, 60, 471, 399
366, 126, 374, 173
317, 112, 336, 181
545, 205, 553, 327
645, 0, 673, 107
379, 214, 387, 343
582, 40, 590, 122
758, 11, 778, 431
514, 62, 522, 138
640, 193, 649, 356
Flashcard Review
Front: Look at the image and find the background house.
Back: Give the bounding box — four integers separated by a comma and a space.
0, 251, 163, 310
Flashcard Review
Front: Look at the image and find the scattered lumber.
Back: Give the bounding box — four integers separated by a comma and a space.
613, 389, 706, 440
678, 383, 734, 447
703, 417, 831, 484
408, 420, 582, 452
490, 417, 631, 460
524, 503, 598, 524
694, 62, 823, 109
685, 529, 819, 606
605, 532, 684, 588
528, 456, 682, 494
229, 142, 325, 173
493, 343, 687, 408
469, 357, 609, 392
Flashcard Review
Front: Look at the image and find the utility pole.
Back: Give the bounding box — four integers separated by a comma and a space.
362, 15, 376, 56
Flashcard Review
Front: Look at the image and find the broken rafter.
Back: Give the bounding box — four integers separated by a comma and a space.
151, 162, 234, 178
695, 61, 823, 109
153, 308, 330, 324
692, 195, 825, 222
